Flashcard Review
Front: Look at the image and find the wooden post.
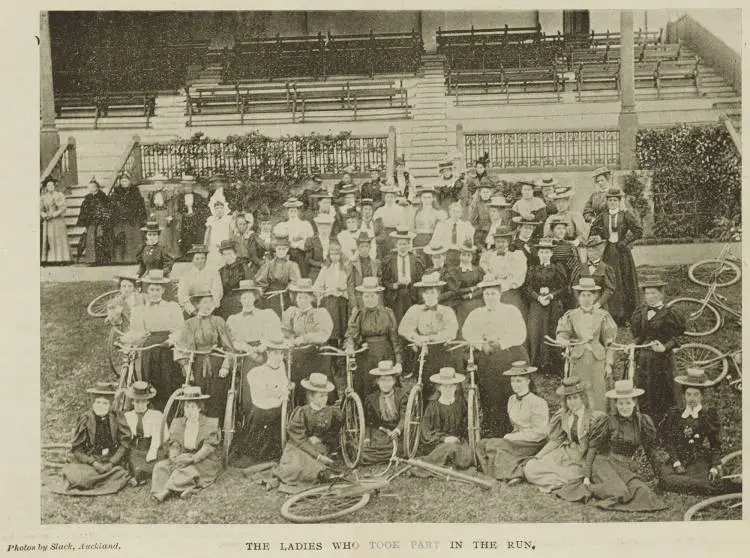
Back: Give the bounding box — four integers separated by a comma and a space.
386, 126, 396, 184
619, 11, 638, 170
40, 11, 60, 172
66, 137, 78, 188
456, 123, 465, 171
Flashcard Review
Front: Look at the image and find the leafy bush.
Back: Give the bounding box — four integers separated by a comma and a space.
621, 172, 650, 224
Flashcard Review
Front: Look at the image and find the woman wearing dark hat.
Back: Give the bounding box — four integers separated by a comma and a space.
344, 277, 402, 398
541, 186, 588, 258
477, 362, 549, 484
511, 182, 547, 233
151, 386, 221, 502
590, 187, 643, 325
524, 376, 605, 492
215, 239, 250, 320
361, 361, 408, 464
275, 373, 343, 488
146, 173, 181, 259
466, 152, 496, 200
254, 235, 302, 319
510, 216, 541, 267
55, 383, 131, 496
411, 186, 447, 256
346, 231, 381, 312
177, 244, 223, 316
110, 171, 148, 264
569, 234, 616, 313
358, 198, 382, 261
658, 369, 732, 495
583, 167, 613, 223
630, 275, 686, 424
462, 278, 529, 437
135, 221, 174, 278
373, 184, 406, 258
449, 240, 485, 328
40, 176, 71, 264
482, 195, 512, 250
536, 176, 559, 218
556, 278, 618, 413
76, 178, 112, 265
177, 175, 211, 259
360, 164, 385, 207
128, 269, 184, 411
555, 380, 667, 512
278, 197, 314, 276
246, 209, 275, 277
523, 238, 567, 375
434, 159, 464, 211
308, 212, 335, 282
468, 182, 493, 249
123, 381, 164, 486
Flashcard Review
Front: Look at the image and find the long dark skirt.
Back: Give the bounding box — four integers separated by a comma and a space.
475, 344, 529, 438
602, 242, 639, 325
320, 295, 348, 341
289, 248, 308, 277
229, 404, 282, 467
140, 332, 182, 412
361, 427, 401, 465
526, 300, 563, 375
55, 463, 130, 496
635, 349, 678, 426
215, 292, 242, 321
659, 458, 737, 496
410, 343, 459, 403
477, 437, 545, 481
79, 225, 112, 265
290, 346, 330, 406
192, 354, 230, 427
112, 223, 143, 264
354, 337, 396, 398
128, 438, 165, 483
379, 227, 397, 260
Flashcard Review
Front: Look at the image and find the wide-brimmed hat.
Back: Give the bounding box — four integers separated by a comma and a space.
492, 226, 514, 239
42, 176, 58, 186
639, 274, 668, 289
150, 173, 168, 182
417, 185, 436, 196
430, 367, 465, 385
369, 360, 400, 377
675, 368, 714, 388
125, 381, 157, 401
584, 235, 606, 248
289, 278, 316, 293
548, 216, 568, 229
552, 186, 575, 199
536, 176, 558, 189
356, 276, 385, 293
476, 277, 505, 290
605, 187, 625, 199
379, 184, 400, 195
114, 273, 140, 284
390, 226, 416, 240
338, 185, 357, 197
264, 333, 290, 351
503, 361, 538, 376
355, 231, 374, 244
513, 216, 541, 227
592, 166, 611, 179
535, 237, 556, 250
175, 385, 210, 401
283, 197, 304, 209
140, 269, 171, 285
208, 173, 227, 184
423, 243, 449, 256
189, 291, 215, 303
140, 220, 163, 233
273, 235, 290, 247
235, 279, 262, 293
605, 379, 644, 399
86, 381, 118, 397
301, 372, 336, 393
437, 160, 454, 172
556, 376, 590, 397
359, 198, 374, 207
414, 271, 446, 289
489, 195, 510, 208
572, 277, 601, 291
218, 239, 237, 253
187, 244, 210, 255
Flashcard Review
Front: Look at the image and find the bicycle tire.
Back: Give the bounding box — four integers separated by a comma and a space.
87, 290, 120, 318
223, 390, 236, 467
340, 393, 366, 468
280, 484, 371, 523
403, 385, 423, 459
689, 259, 741, 288
467, 388, 481, 456
668, 297, 721, 337
674, 343, 729, 385
683, 493, 742, 521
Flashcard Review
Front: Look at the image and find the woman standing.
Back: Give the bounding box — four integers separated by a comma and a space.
76, 178, 112, 265
135, 221, 174, 278
590, 187, 643, 325
123, 382, 164, 486
277, 197, 314, 276
511, 182, 547, 235
307, 213, 335, 282
215, 240, 250, 321
40, 177, 71, 264
110, 171, 148, 264
204, 200, 233, 272
177, 175, 211, 259
556, 278, 618, 413
583, 167, 614, 223
246, 211, 275, 277
465, 152, 496, 200
254, 236, 302, 319
555, 380, 667, 512
411, 186, 447, 257
448, 241, 484, 328
373, 184, 403, 259
480, 228, 528, 319
146, 173, 181, 259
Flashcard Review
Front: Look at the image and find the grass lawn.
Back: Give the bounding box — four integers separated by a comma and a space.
40, 265, 742, 523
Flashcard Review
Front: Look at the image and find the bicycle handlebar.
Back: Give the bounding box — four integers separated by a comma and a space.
543, 335, 589, 347
171, 345, 219, 355
115, 341, 169, 352
611, 342, 656, 351
407, 339, 450, 349
319, 344, 369, 357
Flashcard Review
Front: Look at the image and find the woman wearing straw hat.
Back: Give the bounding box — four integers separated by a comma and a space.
275, 372, 343, 488
381, 226, 425, 326
524, 376, 605, 492
151, 386, 221, 502
541, 186, 588, 262
308, 212, 335, 282
556, 278, 617, 413
411, 185, 447, 256
630, 275, 686, 424
583, 167, 614, 223
569, 234, 616, 313
536, 176, 559, 219
123, 381, 164, 486
659, 369, 732, 495
346, 232, 382, 312
448, 240, 485, 328
483, 195, 512, 250
40, 176, 71, 264
462, 277, 528, 437
590, 187, 643, 326
135, 221, 174, 279
177, 244, 223, 316
555, 380, 666, 511
55, 383, 131, 496
254, 235, 302, 319
361, 361, 409, 465
476, 362, 549, 484
110, 171, 148, 264
344, 277, 402, 398
146, 172, 181, 259
373, 184, 404, 259
177, 175, 211, 260
510, 216, 541, 267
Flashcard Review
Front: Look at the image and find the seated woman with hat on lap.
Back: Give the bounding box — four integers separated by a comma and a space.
275, 373, 344, 490
361, 361, 408, 465
124, 381, 165, 486
151, 386, 221, 502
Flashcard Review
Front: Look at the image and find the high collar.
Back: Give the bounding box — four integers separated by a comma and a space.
682, 404, 703, 419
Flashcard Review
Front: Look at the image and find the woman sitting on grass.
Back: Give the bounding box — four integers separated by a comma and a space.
361, 361, 408, 465
123, 382, 164, 487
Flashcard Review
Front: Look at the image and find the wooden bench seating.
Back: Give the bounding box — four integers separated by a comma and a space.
447, 66, 562, 104
55, 91, 157, 128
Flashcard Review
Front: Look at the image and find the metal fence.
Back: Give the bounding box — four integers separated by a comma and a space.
464, 129, 620, 169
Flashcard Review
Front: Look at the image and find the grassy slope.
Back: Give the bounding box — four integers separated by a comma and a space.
40, 266, 742, 523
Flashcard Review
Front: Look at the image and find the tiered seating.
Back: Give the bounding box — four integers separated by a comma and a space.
54, 91, 157, 129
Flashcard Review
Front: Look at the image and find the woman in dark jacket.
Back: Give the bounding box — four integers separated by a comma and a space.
110, 171, 148, 263
76, 178, 112, 265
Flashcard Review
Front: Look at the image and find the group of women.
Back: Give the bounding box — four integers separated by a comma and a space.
54, 160, 737, 515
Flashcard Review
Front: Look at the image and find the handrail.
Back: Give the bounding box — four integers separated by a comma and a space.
106, 134, 141, 195
718, 112, 741, 154
40, 137, 78, 191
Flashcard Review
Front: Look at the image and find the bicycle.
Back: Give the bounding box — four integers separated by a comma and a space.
280, 342, 315, 448
688, 243, 741, 288
610, 341, 657, 381
87, 289, 121, 318
112, 335, 170, 412
543, 335, 588, 378
447, 341, 480, 457
672, 344, 736, 387
668, 281, 742, 337
216, 347, 257, 466
319, 344, 369, 468
683, 450, 742, 521
402, 340, 445, 459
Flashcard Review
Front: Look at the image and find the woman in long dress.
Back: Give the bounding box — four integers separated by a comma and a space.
555, 380, 667, 511
361, 361, 408, 465
110, 171, 148, 264
411, 186, 447, 260
373, 185, 403, 259
123, 382, 164, 486
40, 177, 71, 263
511, 182, 547, 239
255, 236, 301, 319
76, 178, 112, 265
146, 173, 181, 259
204, 200, 234, 272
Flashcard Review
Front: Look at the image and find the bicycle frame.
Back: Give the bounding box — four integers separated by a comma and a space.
265, 289, 288, 315
611, 342, 655, 381
544, 335, 587, 378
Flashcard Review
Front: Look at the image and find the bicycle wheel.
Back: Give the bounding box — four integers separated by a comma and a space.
674, 343, 729, 385
684, 493, 742, 521
668, 298, 721, 337
467, 387, 481, 456
689, 259, 741, 288
87, 290, 120, 318
721, 450, 742, 489
340, 393, 366, 468
223, 389, 236, 467
280, 484, 371, 523
403, 385, 423, 459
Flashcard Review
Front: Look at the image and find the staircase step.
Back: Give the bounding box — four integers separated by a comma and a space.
407, 152, 450, 162
406, 145, 449, 154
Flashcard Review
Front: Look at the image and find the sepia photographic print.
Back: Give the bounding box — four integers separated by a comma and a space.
30, 3, 745, 542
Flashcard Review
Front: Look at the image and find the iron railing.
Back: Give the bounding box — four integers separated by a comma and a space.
107, 135, 142, 194
464, 128, 620, 170
40, 137, 78, 191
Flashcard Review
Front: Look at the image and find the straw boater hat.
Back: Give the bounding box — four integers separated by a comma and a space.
675, 368, 714, 388
417, 185, 436, 195
289, 278, 316, 293
234, 279, 262, 293
390, 226, 416, 240
86, 381, 118, 397
283, 197, 304, 209
438, 160, 454, 173
150, 173, 168, 182
592, 167, 611, 179
459, 240, 477, 252
430, 367, 466, 385
572, 277, 601, 292
423, 243, 449, 256
273, 235, 290, 247
125, 381, 157, 401
476, 276, 504, 290
140, 269, 171, 285
605, 187, 625, 199
503, 361, 538, 376
537, 176, 559, 189
639, 274, 668, 289
488, 195, 510, 208
513, 216, 541, 227
175, 385, 210, 401
359, 198, 374, 207
264, 333, 291, 351
493, 227, 514, 240
189, 290, 215, 303
114, 273, 140, 284
369, 360, 400, 377
356, 276, 385, 293
355, 231, 374, 244
301, 372, 336, 393
414, 271, 446, 289
140, 220, 163, 233
584, 234, 607, 248
535, 237, 556, 250
548, 216, 568, 229
187, 243, 210, 255
218, 239, 237, 253
605, 379, 644, 399
552, 186, 575, 199
556, 376, 590, 397
342, 165, 355, 175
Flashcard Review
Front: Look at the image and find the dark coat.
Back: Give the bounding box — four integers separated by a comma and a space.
380, 253, 425, 322
71, 410, 130, 466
